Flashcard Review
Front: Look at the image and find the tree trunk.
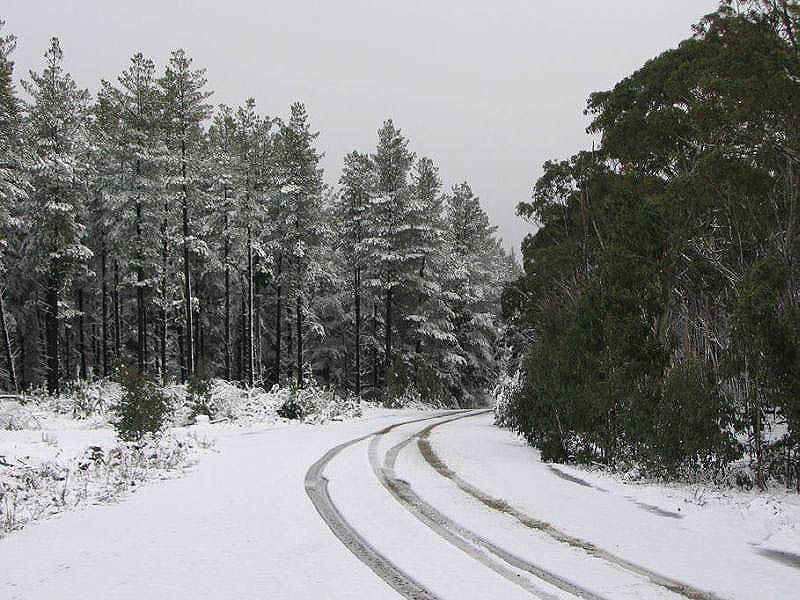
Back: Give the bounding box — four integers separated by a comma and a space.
64, 320, 72, 381
0, 287, 18, 391
372, 300, 378, 392
160, 198, 169, 383
354, 267, 361, 397
177, 322, 186, 382
77, 287, 87, 380
182, 138, 195, 377
136, 196, 145, 373
45, 272, 60, 394
246, 225, 254, 387
100, 239, 109, 377
274, 254, 282, 385
238, 291, 246, 384
384, 287, 393, 383
113, 259, 121, 357
223, 208, 231, 380
296, 295, 303, 388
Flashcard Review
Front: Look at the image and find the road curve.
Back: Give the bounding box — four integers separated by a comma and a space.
371, 410, 606, 600
304, 411, 469, 600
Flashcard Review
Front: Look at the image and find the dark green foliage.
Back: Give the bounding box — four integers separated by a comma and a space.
187, 370, 213, 417
112, 365, 170, 441
276, 391, 315, 421
504, 1, 800, 483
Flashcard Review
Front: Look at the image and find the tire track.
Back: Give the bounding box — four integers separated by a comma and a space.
372, 410, 607, 600
415, 414, 726, 600
304, 411, 469, 600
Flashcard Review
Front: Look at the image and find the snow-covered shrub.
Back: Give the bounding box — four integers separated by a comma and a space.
493, 368, 521, 428
112, 366, 171, 441
1, 433, 205, 536
0, 401, 41, 431
187, 371, 214, 418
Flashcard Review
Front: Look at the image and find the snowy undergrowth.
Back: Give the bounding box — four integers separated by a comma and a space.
1, 433, 210, 536
0, 378, 372, 537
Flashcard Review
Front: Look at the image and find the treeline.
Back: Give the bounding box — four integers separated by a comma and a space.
0, 25, 514, 405
502, 0, 800, 487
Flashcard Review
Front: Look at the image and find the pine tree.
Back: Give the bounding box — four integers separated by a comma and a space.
276, 102, 324, 388
445, 182, 505, 405
368, 119, 415, 391
336, 150, 376, 395
22, 38, 92, 394
159, 49, 212, 379
0, 21, 24, 391
97, 53, 166, 373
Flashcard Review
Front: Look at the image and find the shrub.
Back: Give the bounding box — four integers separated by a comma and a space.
276, 388, 317, 420
112, 365, 170, 441
187, 371, 213, 418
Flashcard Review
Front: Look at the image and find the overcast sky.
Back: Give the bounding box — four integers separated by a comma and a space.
3, 0, 720, 253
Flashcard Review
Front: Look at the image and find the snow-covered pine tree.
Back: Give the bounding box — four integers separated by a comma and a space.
0, 21, 24, 391
368, 119, 416, 393
22, 38, 92, 393
97, 53, 166, 373
159, 49, 212, 379
404, 157, 458, 398
232, 98, 273, 386
275, 102, 324, 388
207, 104, 240, 381
336, 150, 376, 396
444, 182, 507, 405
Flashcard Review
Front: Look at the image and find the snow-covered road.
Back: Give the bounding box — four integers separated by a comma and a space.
2, 410, 799, 599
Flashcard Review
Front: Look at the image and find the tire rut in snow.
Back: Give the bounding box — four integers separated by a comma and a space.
373, 410, 606, 600
416, 414, 725, 600
304, 411, 469, 600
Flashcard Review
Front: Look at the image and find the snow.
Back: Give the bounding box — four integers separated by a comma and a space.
424, 412, 800, 599
3, 406, 800, 599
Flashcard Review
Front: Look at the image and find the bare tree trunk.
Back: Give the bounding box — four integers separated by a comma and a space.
223, 208, 231, 380
177, 322, 186, 382
238, 291, 246, 383
113, 259, 121, 358
354, 267, 361, 397
246, 225, 254, 387
372, 300, 378, 393
160, 199, 169, 383
100, 239, 109, 377
274, 254, 282, 385
182, 138, 195, 377
384, 288, 393, 384
296, 295, 303, 388
77, 287, 87, 380
45, 271, 60, 394
0, 287, 18, 391
136, 195, 145, 373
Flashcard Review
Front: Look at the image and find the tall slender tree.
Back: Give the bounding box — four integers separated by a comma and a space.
22, 38, 92, 393
159, 49, 212, 380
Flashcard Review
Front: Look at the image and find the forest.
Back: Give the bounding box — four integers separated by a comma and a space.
500, 0, 800, 488
0, 23, 514, 407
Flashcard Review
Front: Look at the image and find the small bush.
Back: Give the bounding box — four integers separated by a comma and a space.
112, 365, 170, 441
277, 388, 316, 420
187, 372, 213, 418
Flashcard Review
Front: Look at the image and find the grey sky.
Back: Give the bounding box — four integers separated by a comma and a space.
3, 0, 720, 252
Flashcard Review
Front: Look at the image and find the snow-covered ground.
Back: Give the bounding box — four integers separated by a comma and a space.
3, 407, 799, 599
419, 412, 800, 599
